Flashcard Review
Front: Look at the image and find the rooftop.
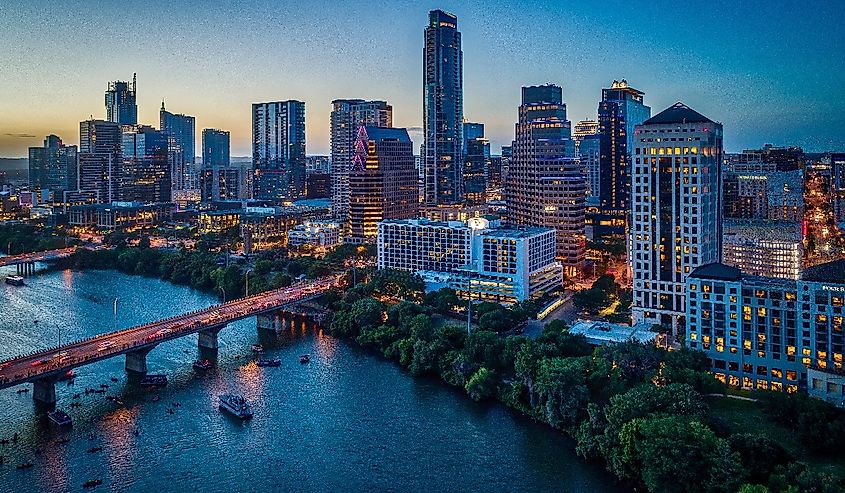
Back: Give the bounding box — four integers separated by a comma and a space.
363, 126, 411, 143
689, 262, 743, 281
643, 101, 714, 125
569, 320, 658, 345
802, 260, 845, 283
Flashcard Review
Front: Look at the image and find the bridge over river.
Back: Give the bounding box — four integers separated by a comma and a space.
0, 275, 339, 403
0, 247, 81, 275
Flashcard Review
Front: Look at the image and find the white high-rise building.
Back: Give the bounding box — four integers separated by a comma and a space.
377, 217, 561, 303
630, 102, 723, 334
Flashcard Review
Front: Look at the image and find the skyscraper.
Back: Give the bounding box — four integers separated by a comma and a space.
506, 84, 585, 277
831, 153, 845, 224
423, 9, 463, 205
252, 100, 306, 202
630, 102, 723, 334
79, 119, 122, 203
463, 121, 489, 204
160, 101, 196, 165
121, 125, 171, 203
330, 99, 393, 222
202, 129, 230, 168
348, 126, 418, 243
28, 135, 78, 195
596, 80, 650, 237
105, 74, 137, 126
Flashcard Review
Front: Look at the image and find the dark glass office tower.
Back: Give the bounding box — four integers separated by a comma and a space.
28, 135, 78, 195
121, 125, 171, 203
423, 9, 463, 205
463, 121, 489, 204
252, 100, 306, 202
160, 101, 196, 165
105, 74, 138, 126
202, 129, 230, 168
596, 79, 650, 237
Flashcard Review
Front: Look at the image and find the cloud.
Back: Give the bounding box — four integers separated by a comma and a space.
406, 126, 423, 132
4, 133, 36, 138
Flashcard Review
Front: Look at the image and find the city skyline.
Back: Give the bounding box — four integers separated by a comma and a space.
2, 0, 844, 157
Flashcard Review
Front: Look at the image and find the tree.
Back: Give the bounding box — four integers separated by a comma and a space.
465, 367, 497, 401
728, 433, 792, 485
618, 415, 744, 493
534, 357, 591, 428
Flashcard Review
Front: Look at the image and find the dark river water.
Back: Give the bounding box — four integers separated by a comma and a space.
0, 265, 626, 492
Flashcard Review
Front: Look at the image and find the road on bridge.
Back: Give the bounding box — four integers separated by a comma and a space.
0, 275, 339, 390
0, 247, 80, 268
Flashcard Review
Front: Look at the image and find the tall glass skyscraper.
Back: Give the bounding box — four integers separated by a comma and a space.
462, 121, 489, 204
79, 119, 122, 203
506, 84, 585, 277
28, 135, 78, 195
330, 99, 393, 222
596, 79, 650, 237
105, 74, 137, 126
423, 9, 463, 205
202, 129, 230, 168
252, 100, 306, 202
121, 125, 171, 204
160, 101, 196, 165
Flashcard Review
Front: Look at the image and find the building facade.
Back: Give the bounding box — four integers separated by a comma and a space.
78, 119, 123, 203
723, 220, 803, 280
423, 9, 464, 205
160, 102, 196, 165
831, 154, 845, 225
686, 261, 845, 406
287, 221, 342, 251
377, 217, 562, 303
463, 122, 490, 205
330, 99, 393, 222
105, 75, 137, 126
631, 102, 723, 333
596, 79, 650, 238
120, 126, 171, 204
29, 135, 78, 196
202, 129, 230, 168
348, 126, 418, 243
506, 84, 585, 277
252, 100, 306, 202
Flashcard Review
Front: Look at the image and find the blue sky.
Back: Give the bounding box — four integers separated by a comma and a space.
1, 0, 843, 156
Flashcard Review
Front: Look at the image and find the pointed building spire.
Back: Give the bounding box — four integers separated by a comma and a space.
161, 99, 165, 112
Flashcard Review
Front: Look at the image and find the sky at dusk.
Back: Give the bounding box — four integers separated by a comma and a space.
1, 0, 843, 158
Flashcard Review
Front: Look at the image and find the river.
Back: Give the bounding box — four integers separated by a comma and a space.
0, 266, 626, 492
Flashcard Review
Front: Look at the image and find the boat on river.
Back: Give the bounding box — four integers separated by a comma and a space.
219, 394, 253, 419
5, 275, 25, 286
48, 409, 72, 427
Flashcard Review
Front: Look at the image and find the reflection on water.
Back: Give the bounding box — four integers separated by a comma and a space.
0, 267, 626, 492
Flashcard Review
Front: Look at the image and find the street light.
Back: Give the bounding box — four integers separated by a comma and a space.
244, 268, 254, 297
220, 286, 226, 303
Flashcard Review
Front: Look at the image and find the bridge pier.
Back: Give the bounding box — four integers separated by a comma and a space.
257, 312, 285, 332
33, 378, 57, 405
125, 346, 155, 374
16, 262, 35, 276
198, 327, 224, 350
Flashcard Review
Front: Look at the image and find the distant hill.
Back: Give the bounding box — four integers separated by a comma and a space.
0, 158, 27, 170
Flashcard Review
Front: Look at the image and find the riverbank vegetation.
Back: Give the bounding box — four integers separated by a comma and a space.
59, 241, 373, 301
323, 272, 845, 493
0, 223, 74, 255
